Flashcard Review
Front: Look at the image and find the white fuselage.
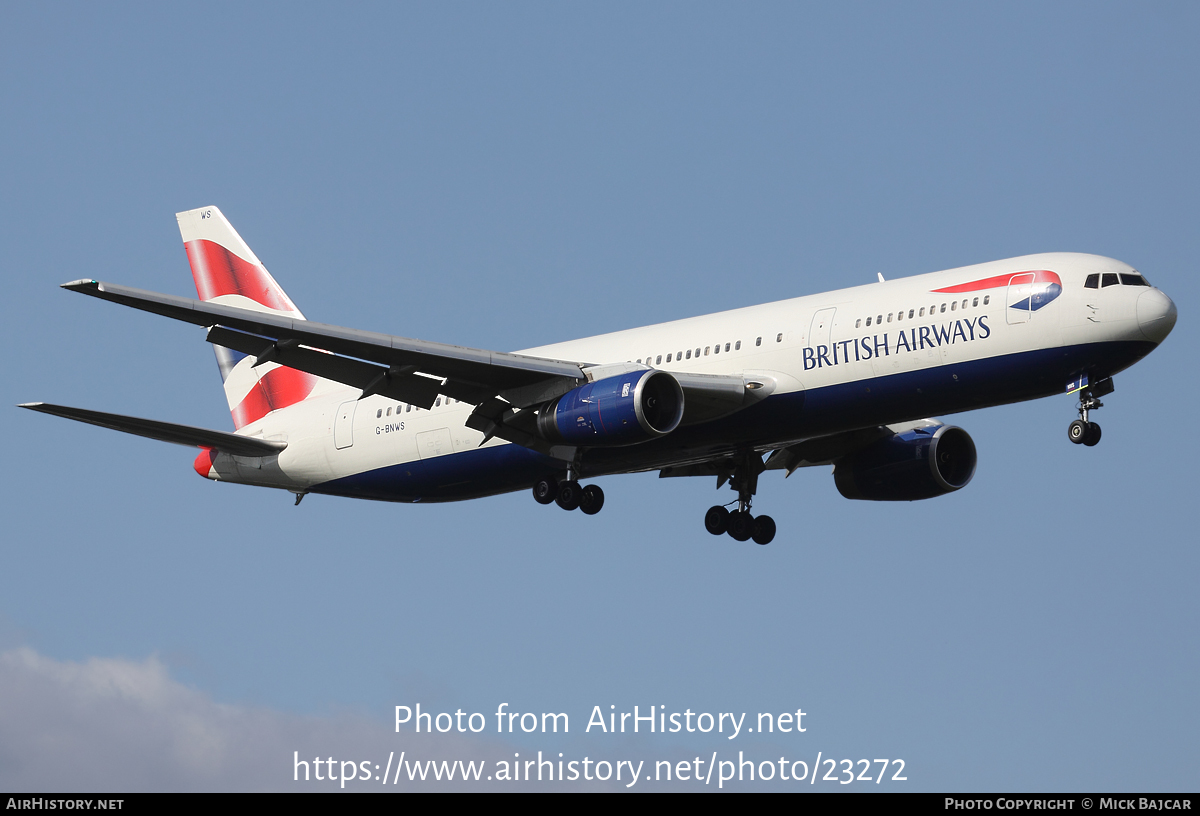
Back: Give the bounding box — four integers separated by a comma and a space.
204, 252, 1171, 501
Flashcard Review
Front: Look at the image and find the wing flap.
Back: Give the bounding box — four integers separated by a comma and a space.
205, 326, 450, 409
19, 402, 286, 457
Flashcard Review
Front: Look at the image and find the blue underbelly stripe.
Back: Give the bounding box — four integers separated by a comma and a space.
313, 339, 1154, 503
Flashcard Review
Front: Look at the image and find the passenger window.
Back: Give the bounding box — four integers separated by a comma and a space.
435, 398, 441, 407
983, 295, 990, 305
713, 345, 719, 355
972, 297, 978, 307
725, 343, 731, 352
695, 348, 700, 357
735, 341, 741, 350
755, 337, 762, 346
776, 333, 783, 343
685, 349, 691, 359
386, 407, 392, 416
896, 310, 903, 321
677, 350, 683, 360
704, 346, 710, 356
940, 303, 947, 313
887, 313, 893, 322
376, 408, 382, 418
951, 301, 957, 311
908, 309, 914, 319
856, 319, 861, 328
1120, 273, 1149, 286
962, 299, 968, 309
656, 355, 662, 364
876, 315, 882, 324
406, 405, 411, 413
919, 307, 925, 317
865, 316, 872, 327
1102, 273, 1119, 287
666, 353, 672, 363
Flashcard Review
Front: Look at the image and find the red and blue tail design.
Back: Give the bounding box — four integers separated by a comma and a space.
177, 206, 321, 429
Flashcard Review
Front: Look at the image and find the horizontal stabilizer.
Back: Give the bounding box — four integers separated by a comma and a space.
18, 402, 287, 457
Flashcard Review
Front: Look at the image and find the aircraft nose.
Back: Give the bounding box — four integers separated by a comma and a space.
1137, 288, 1177, 343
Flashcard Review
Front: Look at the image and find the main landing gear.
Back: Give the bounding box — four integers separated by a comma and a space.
704, 452, 776, 545
1067, 377, 1113, 447
532, 475, 605, 515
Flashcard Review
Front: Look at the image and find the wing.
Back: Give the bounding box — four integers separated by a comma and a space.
63, 279, 589, 410
658, 419, 945, 483
19, 402, 286, 457
761, 418, 945, 474
62, 280, 765, 453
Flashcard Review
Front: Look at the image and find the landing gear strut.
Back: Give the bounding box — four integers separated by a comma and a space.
1068, 377, 1112, 447
704, 451, 776, 545
532, 474, 605, 516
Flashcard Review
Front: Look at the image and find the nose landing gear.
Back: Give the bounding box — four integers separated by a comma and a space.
1068, 418, 1101, 447
1067, 376, 1113, 447
703, 452, 776, 545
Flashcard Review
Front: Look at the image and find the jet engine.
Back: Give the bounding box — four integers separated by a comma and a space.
833, 424, 977, 501
537, 369, 684, 446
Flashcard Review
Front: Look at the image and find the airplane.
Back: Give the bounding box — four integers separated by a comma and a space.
21, 206, 1177, 545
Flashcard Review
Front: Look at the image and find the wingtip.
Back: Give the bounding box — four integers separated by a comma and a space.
17, 402, 44, 409
60, 279, 99, 291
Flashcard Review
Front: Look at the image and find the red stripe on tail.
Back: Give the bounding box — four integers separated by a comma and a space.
193, 448, 216, 478
230, 366, 319, 429
185, 239, 295, 311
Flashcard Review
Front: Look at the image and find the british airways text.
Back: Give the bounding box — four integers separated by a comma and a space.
803, 316, 991, 371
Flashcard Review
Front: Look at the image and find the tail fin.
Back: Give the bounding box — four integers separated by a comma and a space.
177, 206, 320, 429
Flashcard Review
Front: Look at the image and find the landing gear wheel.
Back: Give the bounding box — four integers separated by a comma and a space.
704, 505, 729, 535
727, 510, 754, 542
532, 477, 558, 505
555, 480, 582, 511
752, 515, 776, 545
1068, 419, 1088, 445
579, 484, 605, 515
1083, 422, 1102, 447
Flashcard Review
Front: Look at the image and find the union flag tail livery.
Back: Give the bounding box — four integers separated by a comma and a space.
176, 206, 322, 430
22, 206, 1178, 545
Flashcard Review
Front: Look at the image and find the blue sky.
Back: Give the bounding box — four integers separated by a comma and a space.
1, 2, 1197, 791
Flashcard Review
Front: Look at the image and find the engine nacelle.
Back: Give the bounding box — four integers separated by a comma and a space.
833, 425, 977, 501
537, 370, 684, 446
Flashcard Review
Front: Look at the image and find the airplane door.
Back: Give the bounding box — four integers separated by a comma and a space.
334, 400, 356, 450
809, 308, 836, 348
1006, 273, 1035, 325
416, 428, 453, 460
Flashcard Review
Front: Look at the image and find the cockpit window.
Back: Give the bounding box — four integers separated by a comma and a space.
1084, 274, 1099, 289
1101, 273, 1120, 288
1120, 273, 1150, 286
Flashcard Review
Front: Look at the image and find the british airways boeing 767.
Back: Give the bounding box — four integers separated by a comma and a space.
21, 206, 1177, 544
